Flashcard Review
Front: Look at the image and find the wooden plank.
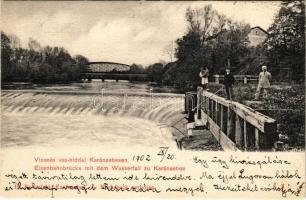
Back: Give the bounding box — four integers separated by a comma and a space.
202, 112, 238, 151
219, 128, 239, 151
203, 91, 230, 107
230, 103, 276, 133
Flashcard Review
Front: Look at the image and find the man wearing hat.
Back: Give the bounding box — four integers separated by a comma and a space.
255, 65, 272, 100
223, 68, 235, 100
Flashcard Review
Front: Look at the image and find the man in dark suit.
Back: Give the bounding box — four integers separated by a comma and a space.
223, 68, 235, 100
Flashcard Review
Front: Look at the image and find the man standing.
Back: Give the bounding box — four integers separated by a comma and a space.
255, 65, 272, 100
223, 68, 235, 100
199, 67, 209, 89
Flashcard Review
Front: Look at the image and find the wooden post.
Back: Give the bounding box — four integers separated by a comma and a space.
197, 88, 201, 119
244, 76, 247, 84
227, 107, 230, 137
216, 103, 219, 125
202, 91, 276, 151
244, 120, 247, 151
207, 99, 210, 117
211, 100, 214, 119
235, 114, 244, 148
255, 128, 260, 150
228, 107, 236, 141
184, 93, 187, 113
203, 96, 206, 111
220, 105, 223, 133
227, 107, 234, 138
255, 128, 273, 151
215, 75, 220, 84
203, 96, 206, 112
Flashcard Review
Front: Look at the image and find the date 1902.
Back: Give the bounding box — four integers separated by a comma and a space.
131, 147, 175, 162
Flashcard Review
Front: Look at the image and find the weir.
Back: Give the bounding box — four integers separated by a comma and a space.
186, 87, 277, 151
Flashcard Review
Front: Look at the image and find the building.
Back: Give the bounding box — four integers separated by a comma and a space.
248, 26, 268, 47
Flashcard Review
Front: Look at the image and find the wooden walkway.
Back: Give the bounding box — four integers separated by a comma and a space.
187, 87, 277, 151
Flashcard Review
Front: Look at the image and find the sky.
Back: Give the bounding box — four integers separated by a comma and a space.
1, 1, 281, 66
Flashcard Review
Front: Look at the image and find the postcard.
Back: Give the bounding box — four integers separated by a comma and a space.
0, 0, 305, 199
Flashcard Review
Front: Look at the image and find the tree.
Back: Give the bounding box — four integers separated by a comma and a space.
28, 38, 42, 52
170, 5, 250, 89
210, 22, 250, 74
1, 32, 89, 84
185, 5, 227, 46
146, 63, 164, 83
8, 34, 21, 49
1, 32, 13, 81
74, 55, 89, 65
74, 54, 89, 72
264, 0, 305, 81
129, 64, 145, 74
163, 42, 176, 62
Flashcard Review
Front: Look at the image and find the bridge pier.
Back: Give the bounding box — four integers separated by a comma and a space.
82, 72, 148, 82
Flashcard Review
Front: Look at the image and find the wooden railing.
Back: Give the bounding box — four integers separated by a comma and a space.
195, 87, 276, 151
213, 75, 258, 84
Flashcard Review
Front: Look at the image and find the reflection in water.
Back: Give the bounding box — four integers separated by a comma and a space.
2, 79, 179, 93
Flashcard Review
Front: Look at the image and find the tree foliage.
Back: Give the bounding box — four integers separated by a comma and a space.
167, 5, 250, 88
146, 63, 164, 84
129, 64, 145, 74
1, 32, 89, 83
264, 0, 305, 81
1, 32, 13, 81
148, 2, 305, 88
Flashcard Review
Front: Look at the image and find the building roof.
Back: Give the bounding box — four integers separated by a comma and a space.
250, 26, 269, 35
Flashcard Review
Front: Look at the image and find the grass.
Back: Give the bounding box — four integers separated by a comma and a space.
207, 82, 305, 150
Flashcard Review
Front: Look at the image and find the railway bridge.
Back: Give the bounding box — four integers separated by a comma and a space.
82, 62, 148, 82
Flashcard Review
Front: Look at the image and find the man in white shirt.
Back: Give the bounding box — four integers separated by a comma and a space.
199, 67, 209, 89
255, 65, 272, 100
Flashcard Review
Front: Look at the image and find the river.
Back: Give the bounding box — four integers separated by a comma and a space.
1, 80, 186, 149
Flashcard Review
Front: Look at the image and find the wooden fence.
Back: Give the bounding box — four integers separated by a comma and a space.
213, 75, 258, 84
195, 87, 276, 151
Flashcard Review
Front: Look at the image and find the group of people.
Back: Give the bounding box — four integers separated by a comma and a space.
199, 65, 272, 100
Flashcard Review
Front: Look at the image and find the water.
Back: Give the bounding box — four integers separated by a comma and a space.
1, 80, 186, 149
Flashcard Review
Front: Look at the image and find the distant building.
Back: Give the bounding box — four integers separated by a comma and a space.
248, 26, 268, 47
